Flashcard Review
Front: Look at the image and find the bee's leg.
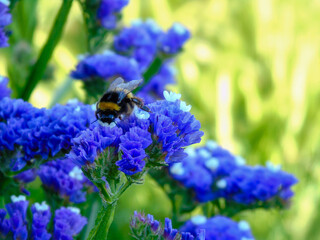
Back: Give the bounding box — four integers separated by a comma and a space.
140, 105, 150, 112
95, 110, 100, 120
131, 97, 150, 112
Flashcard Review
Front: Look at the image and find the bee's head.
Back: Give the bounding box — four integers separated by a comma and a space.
99, 113, 116, 124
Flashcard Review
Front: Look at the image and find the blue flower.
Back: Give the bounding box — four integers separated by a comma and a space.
97, 0, 129, 30
180, 215, 254, 240
4, 195, 29, 240
159, 23, 191, 54
0, 76, 11, 99
116, 127, 152, 175
169, 141, 298, 207
0, 97, 37, 122
0, 209, 11, 237
0, 1, 11, 48
69, 93, 203, 176
130, 212, 205, 240
38, 158, 89, 203
0, 99, 95, 171
69, 125, 122, 166
113, 20, 190, 101
0, 196, 87, 239
71, 51, 141, 81
15, 169, 38, 183
113, 19, 162, 71
226, 165, 298, 205
31, 202, 51, 240
148, 96, 203, 161
54, 207, 87, 240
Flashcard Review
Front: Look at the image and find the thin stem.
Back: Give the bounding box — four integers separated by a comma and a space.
133, 56, 163, 94
20, 0, 73, 101
95, 181, 112, 204
169, 194, 178, 226
114, 179, 132, 199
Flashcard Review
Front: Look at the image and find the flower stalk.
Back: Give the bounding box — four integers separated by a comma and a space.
20, 0, 73, 101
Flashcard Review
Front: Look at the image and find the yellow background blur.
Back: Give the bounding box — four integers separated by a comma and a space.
1, 0, 320, 239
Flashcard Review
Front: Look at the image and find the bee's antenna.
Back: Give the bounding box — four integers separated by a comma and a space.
91, 118, 99, 124
115, 122, 120, 128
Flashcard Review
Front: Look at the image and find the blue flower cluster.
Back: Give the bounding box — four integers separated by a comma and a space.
71, 51, 141, 82
113, 19, 190, 100
97, 0, 129, 30
117, 127, 152, 175
31, 202, 51, 240
0, 196, 87, 240
0, 97, 95, 171
0, 76, 11, 99
170, 141, 298, 207
159, 23, 191, 55
180, 215, 254, 240
71, 19, 190, 102
54, 207, 87, 240
38, 158, 91, 203
131, 211, 205, 240
0, 1, 11, 48
114, 20, 190, 69
69, 91, 203, 176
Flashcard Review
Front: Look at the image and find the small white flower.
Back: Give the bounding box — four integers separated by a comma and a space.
0, 0, 10, 6
134, 108, 150, 119
185, 147, 196, 158
34, 201, 49, 211
216, 179, 227, 189
199, 149, 211, 159
235, 156, 246, 166
67, 98, 79, 105
91, 103, 97, 111
238, 220, 250, 231
266, 161, 281, 172
0, 76, 4, 83
99, 121, 116, 128
191, 215, 207, 225
180, 101, 192, 112
132, 19, 143, 26
172, 23, 187, 35
205, 158, 219, 171
77, 54, 87, 61
11, 195, 26, 203
170, 163, 185, 176
69, 166, 83, 181
75, 106, 81, 112
163, 90, 181, 102
67, 207, 80, 214
206, 140, 218, 150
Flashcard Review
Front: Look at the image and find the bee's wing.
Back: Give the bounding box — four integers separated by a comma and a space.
116, 79, 143, 104
108, 77, 125, 91
117, 79, 143, 92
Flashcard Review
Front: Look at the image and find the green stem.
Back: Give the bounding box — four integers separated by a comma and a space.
114, 179, 132, 199
95, 181, 113, 204
87, 202, 117, 240
170, 195, 178, 226
20, 0, 73, 101
133, 56, 163, 94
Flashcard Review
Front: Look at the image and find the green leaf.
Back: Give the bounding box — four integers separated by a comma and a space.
87, 202, 117, 240
20, 0, 73, 101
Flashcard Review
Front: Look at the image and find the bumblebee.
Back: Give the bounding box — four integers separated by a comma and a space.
95, 77, 150, 125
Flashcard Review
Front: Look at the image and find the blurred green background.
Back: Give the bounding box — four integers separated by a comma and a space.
1, 0, 320, 239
